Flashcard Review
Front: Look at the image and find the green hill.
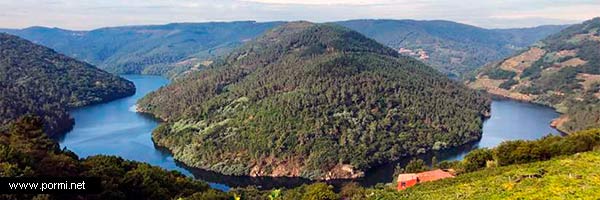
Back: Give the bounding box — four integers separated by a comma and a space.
467, 17, 600, 133
0, 33, 135, 136
137, 22, 490, 180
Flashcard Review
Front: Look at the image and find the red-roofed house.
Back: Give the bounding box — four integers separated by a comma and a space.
396, 173, 418, 190
396, 169, 455, 190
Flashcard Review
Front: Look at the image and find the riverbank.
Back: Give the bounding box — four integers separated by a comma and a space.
60, 75, 561, 191
486, 92, 570, 134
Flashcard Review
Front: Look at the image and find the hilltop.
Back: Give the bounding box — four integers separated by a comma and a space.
137, 22, 490, 180
467, 18, 600, 132
0, 33, 135, 136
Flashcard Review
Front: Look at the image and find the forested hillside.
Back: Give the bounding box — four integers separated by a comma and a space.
337, 20, 567, 77
138, 22, 490, 180
1, 21, 282, 76
0, 116, 230, 200
468, 17, 600, 133
0, 33, 135, 136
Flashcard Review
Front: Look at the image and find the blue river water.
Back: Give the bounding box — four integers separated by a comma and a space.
59, 75, 560, 191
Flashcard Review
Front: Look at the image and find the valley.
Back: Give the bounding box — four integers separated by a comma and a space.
1, 3, 598, 197
58, 75, 560, 191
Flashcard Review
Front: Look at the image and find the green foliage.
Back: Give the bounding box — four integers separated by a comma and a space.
520, 58, 545, 79
271, 183, 338, 200
562, 103, 600, 133
484, 68, 517, 80
229, 186, 268, 200
462, 148, 493, 172
403, 158, 429, 173
532, 67, 580, 93
370, 150, 600, 199
0, 116, 228, 200
139, 22, 490, 179
0, 33, 135, 136
435, 160, 461, 170
302, 183, 338, 200
499, 79, 518, 90
493, 128, 600, 166
339, 182, 367, 200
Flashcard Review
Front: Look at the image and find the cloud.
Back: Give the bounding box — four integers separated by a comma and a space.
240, 0, 397, 6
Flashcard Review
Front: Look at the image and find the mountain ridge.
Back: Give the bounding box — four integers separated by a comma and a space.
336, 19, 568, 77
1, 20, 566, 78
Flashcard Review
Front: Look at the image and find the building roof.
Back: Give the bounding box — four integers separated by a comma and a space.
416, 169, 454, 182
397, 173, 418, 182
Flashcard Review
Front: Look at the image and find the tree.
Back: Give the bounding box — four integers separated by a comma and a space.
404, 158, 429, 173
302, 183, 338, 200
462, 148, 493, 172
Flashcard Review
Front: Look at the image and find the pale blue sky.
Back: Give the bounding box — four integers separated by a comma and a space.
1, 0, 598, 30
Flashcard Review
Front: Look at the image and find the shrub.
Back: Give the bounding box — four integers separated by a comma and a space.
462, 148, 493, 172
499, 79, 518, 90
485, 68, 517, 80
493, 129, 600, 166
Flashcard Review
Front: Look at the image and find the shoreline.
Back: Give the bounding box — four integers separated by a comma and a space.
487, 93, 568, 134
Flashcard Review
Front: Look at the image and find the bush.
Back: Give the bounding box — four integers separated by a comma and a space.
403, 158, 429, 173
499, 79, 518, 90
435, 160, 461, 170
493, 129, 600, 166
485, 68, 517, 80
462, 148, 494, 172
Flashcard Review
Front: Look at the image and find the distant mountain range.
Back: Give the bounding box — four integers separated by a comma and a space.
1, 20, 567, 77
0, 21, 283, 77
337, 20, 567, 77
137, 22, 490, 180
468, 17, 600, 133
0, 33, 135, 136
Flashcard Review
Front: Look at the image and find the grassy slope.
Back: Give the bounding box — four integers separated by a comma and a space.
371, 151, 600, 199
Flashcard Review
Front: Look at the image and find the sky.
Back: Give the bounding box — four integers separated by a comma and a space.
0, 0, 598, 30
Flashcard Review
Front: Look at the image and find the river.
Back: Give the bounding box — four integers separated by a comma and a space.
59, 75, 560, 191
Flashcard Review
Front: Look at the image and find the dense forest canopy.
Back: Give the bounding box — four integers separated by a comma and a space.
0, 33, 135, 136
138, 22, 490, 180
0, 116, 230, 200
468, 17, 600, 133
